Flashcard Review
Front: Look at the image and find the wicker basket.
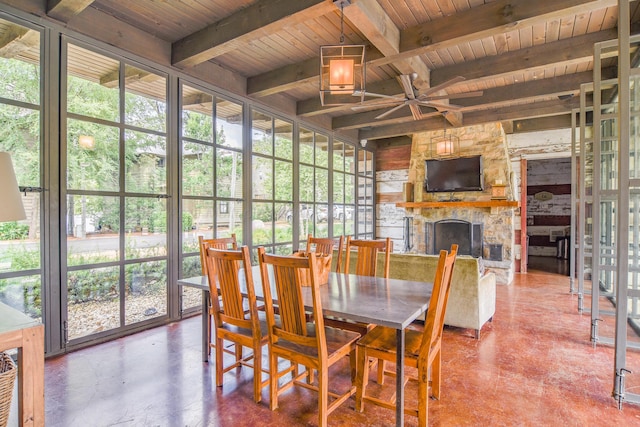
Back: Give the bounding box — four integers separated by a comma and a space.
0, 352, 16, 427
292, 252, 332, 286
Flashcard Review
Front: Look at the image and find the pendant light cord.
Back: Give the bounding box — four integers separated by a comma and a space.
339, 2, 345, 44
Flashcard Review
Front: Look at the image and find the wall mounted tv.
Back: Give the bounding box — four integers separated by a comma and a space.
424, 155, 484, 193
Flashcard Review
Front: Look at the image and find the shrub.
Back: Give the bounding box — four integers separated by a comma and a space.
0, 222, 29, 240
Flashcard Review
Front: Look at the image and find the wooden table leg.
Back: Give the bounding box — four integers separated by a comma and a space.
18, 324, 44, 427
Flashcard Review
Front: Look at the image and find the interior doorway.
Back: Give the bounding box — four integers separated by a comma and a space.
525, 157, 572, 275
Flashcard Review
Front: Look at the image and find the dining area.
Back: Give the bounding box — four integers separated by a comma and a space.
39, 250, 640, 426
177, 235, 458, 427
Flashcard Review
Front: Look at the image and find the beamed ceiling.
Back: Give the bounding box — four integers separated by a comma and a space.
2, 0, 639, 145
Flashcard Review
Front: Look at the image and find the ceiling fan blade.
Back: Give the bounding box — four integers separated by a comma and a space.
419, 76, 466, 97
397, 74, 416, 99
375, 103, 407, 120
350, 100, 404, 110
419, 91, 483, 101
409, 104, 422, 121
417, 101, 463, 110
353, 90, 404, 100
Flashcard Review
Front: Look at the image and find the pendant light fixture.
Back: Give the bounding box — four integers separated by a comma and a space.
431, 113, 459, 158
319, 0, 365, 106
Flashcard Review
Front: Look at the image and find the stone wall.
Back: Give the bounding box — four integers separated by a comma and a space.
405, 123, 516, 284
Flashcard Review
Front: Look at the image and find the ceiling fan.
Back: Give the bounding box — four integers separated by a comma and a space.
354, 73, 483, 121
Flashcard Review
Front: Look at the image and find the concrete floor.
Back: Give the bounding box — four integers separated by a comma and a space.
41, 262, 640, 426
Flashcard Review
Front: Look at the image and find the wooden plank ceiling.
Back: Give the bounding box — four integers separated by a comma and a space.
3, 0, 640, 143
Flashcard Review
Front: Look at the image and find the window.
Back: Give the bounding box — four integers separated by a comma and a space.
332, 139, 356, 239
63, 42, 169, 342
252, 110, 293, 256
180, 84, 244, 311
0, 18, 42, 321
358, 149, 375, 239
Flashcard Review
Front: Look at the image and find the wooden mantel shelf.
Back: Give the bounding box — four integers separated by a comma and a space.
396, 200, 520, 209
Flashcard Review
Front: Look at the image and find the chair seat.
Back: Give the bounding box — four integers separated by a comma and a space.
219, 318, 269, 340
357, 325, 422, 361
323, 316, 372, 336
274, 323, 360, 359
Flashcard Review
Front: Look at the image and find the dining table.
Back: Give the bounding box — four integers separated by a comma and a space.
177, 266, 433, 427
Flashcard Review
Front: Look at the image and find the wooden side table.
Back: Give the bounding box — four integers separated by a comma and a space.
0, 303, 44, 427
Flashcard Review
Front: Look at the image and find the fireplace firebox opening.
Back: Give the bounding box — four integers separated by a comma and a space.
425, 219, 483, 258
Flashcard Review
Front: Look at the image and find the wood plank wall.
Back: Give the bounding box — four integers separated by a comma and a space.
375, 139, 412, 249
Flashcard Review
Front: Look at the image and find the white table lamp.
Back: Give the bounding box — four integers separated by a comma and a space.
0, 152, 26, 222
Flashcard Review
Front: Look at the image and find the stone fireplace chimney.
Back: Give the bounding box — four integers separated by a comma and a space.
404, 123, 516, 284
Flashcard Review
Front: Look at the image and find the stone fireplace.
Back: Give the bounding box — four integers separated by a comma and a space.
403, 123, 516, 284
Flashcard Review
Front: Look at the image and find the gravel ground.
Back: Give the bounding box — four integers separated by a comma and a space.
67, 289, 202, 339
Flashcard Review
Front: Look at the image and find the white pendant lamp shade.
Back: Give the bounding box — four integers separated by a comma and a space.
0, 152, 26, 222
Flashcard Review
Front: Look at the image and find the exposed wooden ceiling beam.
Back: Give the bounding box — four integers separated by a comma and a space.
0, 25, 39, 59
512, 116, 573, 133
375, 0, 619, 67
248, 0, 617, 97
47, 0, 94, 22
172, 0, 333, 68
431, 28, 618, 87
359, 97, 582, 140
343, 0, 430, 89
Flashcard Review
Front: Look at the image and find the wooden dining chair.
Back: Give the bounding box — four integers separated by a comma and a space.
199, 234, 238, 275
198, 234, 238, 356
305, 234, 344, 273
257, 247, 359, 427
343, 236, 392, 278
204, 245, 268, 403
339, 236, 393, 381
354, 244, 458, 427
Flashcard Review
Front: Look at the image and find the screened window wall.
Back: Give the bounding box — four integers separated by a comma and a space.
0, 11, 375, 352
332, 139, 357, 239
358, 149, 375, 239
251, 109, 294, 258
180, 83, 244, 312
298, 128, 330, 246
0, 18, 43, 322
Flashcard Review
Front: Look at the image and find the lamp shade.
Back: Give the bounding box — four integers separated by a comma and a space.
329, 58, 355, 92
0, 152, 26, 222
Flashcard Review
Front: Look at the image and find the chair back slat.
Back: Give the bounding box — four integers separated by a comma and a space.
420, 244, 458, 361
272, 263, 308, 336
344, 237, 392, 278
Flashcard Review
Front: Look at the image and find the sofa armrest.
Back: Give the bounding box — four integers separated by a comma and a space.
477, 272, 496, 326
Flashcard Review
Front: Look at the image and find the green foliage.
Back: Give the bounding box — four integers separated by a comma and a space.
0, 222, 29, 240
182, 212, 194, 231
1, 244, 40, 270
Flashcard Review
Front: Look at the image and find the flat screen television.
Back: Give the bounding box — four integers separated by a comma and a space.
424, 155, 483, 192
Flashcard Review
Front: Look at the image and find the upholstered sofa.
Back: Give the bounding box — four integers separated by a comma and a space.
334, 251, 496, 339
